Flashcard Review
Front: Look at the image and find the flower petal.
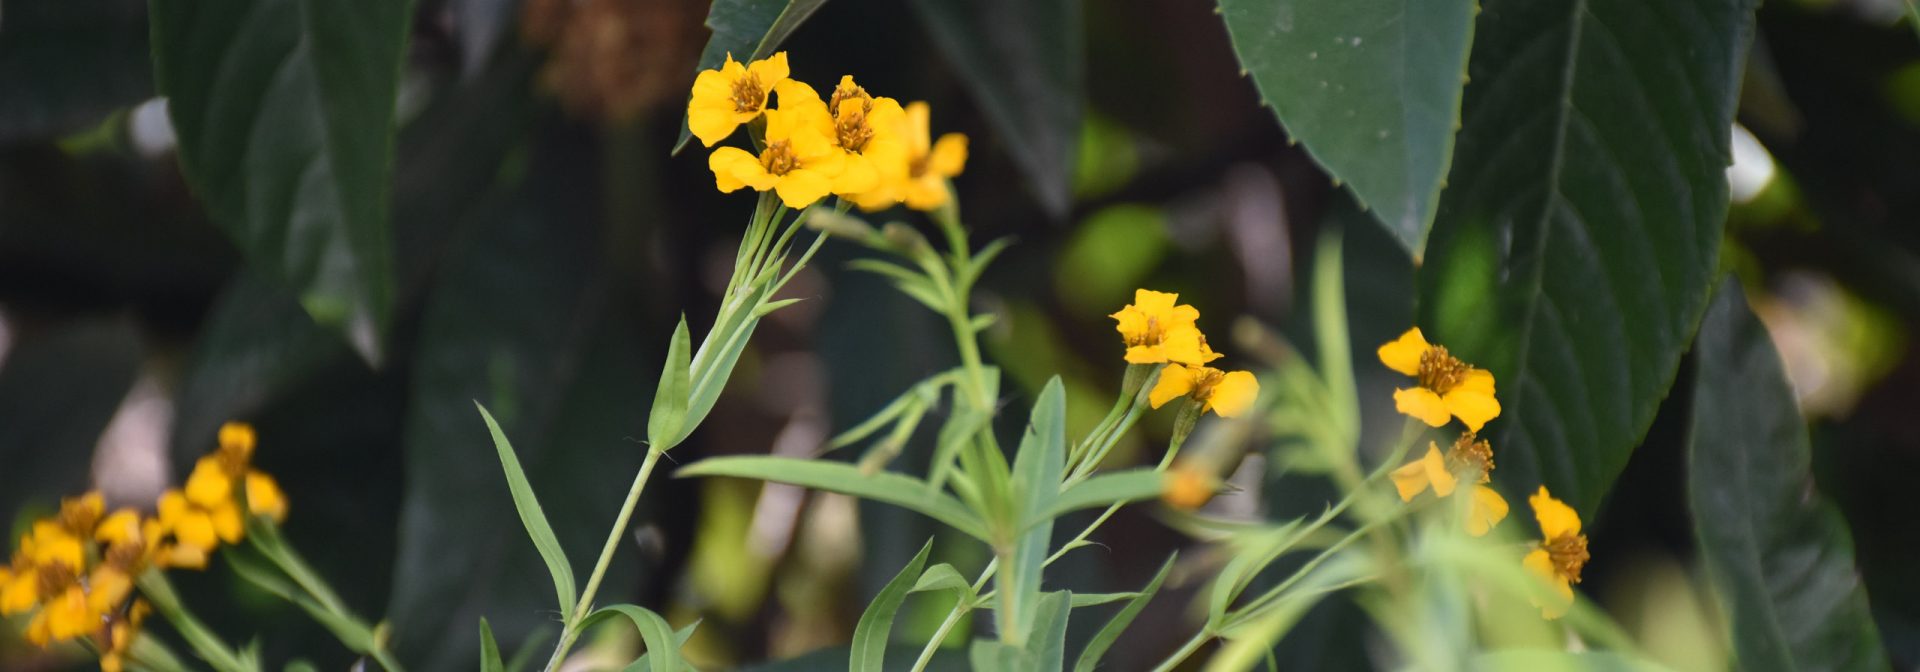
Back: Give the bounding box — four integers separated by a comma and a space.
1149, 364, 1194, 409
708, 147, 759, 192
1208, 371, 1261, 418
1393, 387, 1451, 427
1376, 328, 1430, 376
1443, 386, 1501, 432
773, 169, 833, 208
1466, 485, 1509, 537
1529, 486, 1581, 538
689, 105, 741, 148
929, 133, 969, 177
749, 52, 790, 88
1522, 548, 1573, 619
1424, 445, 1458, 497
1392, 445, 1440, 502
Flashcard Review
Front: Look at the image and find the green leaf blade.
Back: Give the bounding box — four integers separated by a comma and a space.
1038, 469, 1163, 526
151, 0, 411, 363
479, 620, 505, 672
475, 402, 577, 622
675, 456, 990, 540
648, 317, 693, 450
1217, 0, 1475, 253
1075, 554, 1174, 672
851, 539, 935, 672
1006, 378, 1068, 640
579, 605, 683, 672
1417, 0, 1760, 514
1688, 282, 1888, 671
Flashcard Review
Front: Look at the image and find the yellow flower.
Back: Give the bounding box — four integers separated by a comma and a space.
1109, 289, 1219, 365
1377, 328, 1501, 432
247, 471, 289, 523
1522, 486, 1589, 619
1161, 464, 1218, 510
1149, 364, 1260, 418
709, 84, 848, 208
818, 76, 905, 196
154, 421, 290, 566
1390, 433, 1509, 536
687, 52, 790, 147
56, 492, 105, 537
852, 101, 967, 211
100, 600, 150, 672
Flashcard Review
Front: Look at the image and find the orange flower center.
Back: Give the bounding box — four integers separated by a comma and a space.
58, 507, 100, 538
1447, 433, 1494, 483
1187, 366, 1226, 403
835, 107, 874, 153
760, 140, 798, 176
37, 563, 77, 597
730, 73, 765, 113
103, 540, 147, 573
1416, 345, 1471, 393
1545, 533, 1590, 583
1124, 315, 1167, 347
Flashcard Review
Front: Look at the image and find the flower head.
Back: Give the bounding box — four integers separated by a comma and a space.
1161, 464, 1218, 510
1110, 289, 1219, 365
852, 101, 967, 211
1522, 486, 1590, 619
708, 81, 849, 208
155, 421, 289, 568
1149, 364, 1259, 418
2, 493, 168, 653
1377, 328, 1501, 431
1391, 433, 1508, 536
688, 52, 790, 146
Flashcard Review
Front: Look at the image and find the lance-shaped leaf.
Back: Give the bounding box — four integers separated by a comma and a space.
1416, 0, 1759, 513
676, 456, 990, 540
1216, 0, 1475, 254
850, 539, 934, 672
151, 0, 412, 363
1688, 282, 1888, 671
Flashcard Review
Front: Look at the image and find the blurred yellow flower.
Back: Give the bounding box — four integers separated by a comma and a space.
1523, 486, 1589, 619
1149, 364, 1259, 418
1161, 464, 1218, 510
852, 101, 967, 211
1377, 327, 1501, 431
1110, 289, 1219, 365
156, 421, 290, 567
709, 84, 848, 208
2, 494, 168, 651
99, 600, 150, 672
1390, 433, 1508, 536
687, 52, 790, 147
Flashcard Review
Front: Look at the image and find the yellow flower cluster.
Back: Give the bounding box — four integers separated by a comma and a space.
0, 422, 288, 666
1377, 328, 1588, 618
1109, 289, 1259, 419
690, 53, 968, 211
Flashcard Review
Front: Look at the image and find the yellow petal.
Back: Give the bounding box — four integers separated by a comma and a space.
1443, 386, 1501, 433
1530, 486, 1581, 539
690, 67, 732, 102
748, 52, 790, 89
1522, 548, 1573, 619
689, 106, 741, 148
1393, 387, 1451, 427
88, 567, 132, 613
1159, 326, 1209, 366
903, 176, 952, 211
1208, 371, 1260, 418
772, 80, 827, 125
157, 490, 190, 527
1149, 364, 1194, 409
161, 544, 208, 571
1124, 344, 1168, 365
903, 101, 933, 156
0, 571, 38, 614
1424, 445, 1458, 498
1391, 446, 1439, 502
832, 153, 880, 195
247, 471, 288, 523
1111, 306, 1149, 339
1465, 485, 1509, 537
96, 510, 142, 544
174, 512, 218, 551
1132, 289, 1179, 315
773, 169, 833, 208
1376, 328, 1430, 376
1161, 466, 1216, 510
211, 502, 245, 544
218, 421, 256, 459
928, 133, 968, 177
185, 458, 232, 508
1455, 367, 1496, 396
708, 147, 758, 192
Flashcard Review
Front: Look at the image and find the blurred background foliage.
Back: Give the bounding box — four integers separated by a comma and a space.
0, 0, 1917, 669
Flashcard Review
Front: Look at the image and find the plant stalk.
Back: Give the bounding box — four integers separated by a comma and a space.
542, 447, 666, 672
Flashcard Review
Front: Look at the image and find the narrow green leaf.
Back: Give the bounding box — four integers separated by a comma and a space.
223, 545, 376, 654
1687, 282, 1888, 671
479, 620, 504, 672
475, 402, 577, 622
1310, 226, 1359, 444
673, 0, 830, 153
1037, 470, 1163, 526
676, 456, 990, 540
975, 592, 1139, 610
648, 317, 693, 450
1027, 591, 1072, 672
578, 605, 682, 672
624, 621, 701, 672
1217, 0, 1474, 253
1208, 516, 1316, 627
1005, 378, 1068, 639
910, 563, 974, 596
1075, 554, 1175, 672
1417, 0, 1760, 513
754, 298, 806, 317
907, 0, 1081, 217
851, 539, 935, 672
151, 0, 412, 363
1470, 650, 1678, 672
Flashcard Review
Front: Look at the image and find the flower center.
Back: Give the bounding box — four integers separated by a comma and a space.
1416, 345, 1471, 393
37, 563, 77, 597
1188, 367, 1226, 402
1545, 533, 1590, 584
835, 107, 874, 153
1447, 433, 1494, 483
760, 140, 798, 176
730, 74, 765, 113
1124, 315, 1167, 347
104, 540, 146, 572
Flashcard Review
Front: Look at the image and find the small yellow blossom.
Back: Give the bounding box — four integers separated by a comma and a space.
1522, 486, 1590, 619
810, 75, 905, 196
852, 101, 967, 211
687, 52, 790, 147
1110, 289, 1219, 365
100, 600, 150, 672
709, 83, 848, 208
155, 421, 290, 566
1149, 364, 1260, 418
1377, 328, 1501, 431
1391, 433, 1509, 536
1161, 464, 1218, 510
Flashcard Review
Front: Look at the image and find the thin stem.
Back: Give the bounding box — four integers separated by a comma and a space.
137, 572, 252, 672
909, 560, 998, 672
543, 448, 666, 672
1150, 629, 1212, 672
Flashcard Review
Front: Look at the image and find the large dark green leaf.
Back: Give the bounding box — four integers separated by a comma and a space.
150, 0, 413, 364
672, 0, 829, 152
0, 0, 152, 141
1416, 0, 1758, 513
1688, 282, 1888, 671
384, 174, 648, 671
1216, 0, 1475, 254
908, 0, 1082, 217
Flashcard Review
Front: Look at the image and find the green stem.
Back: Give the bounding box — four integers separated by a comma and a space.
137, 572, 253, 672
1150, 629, 1211, 672
543, 448, 666, 672
909, 560, 998, 672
